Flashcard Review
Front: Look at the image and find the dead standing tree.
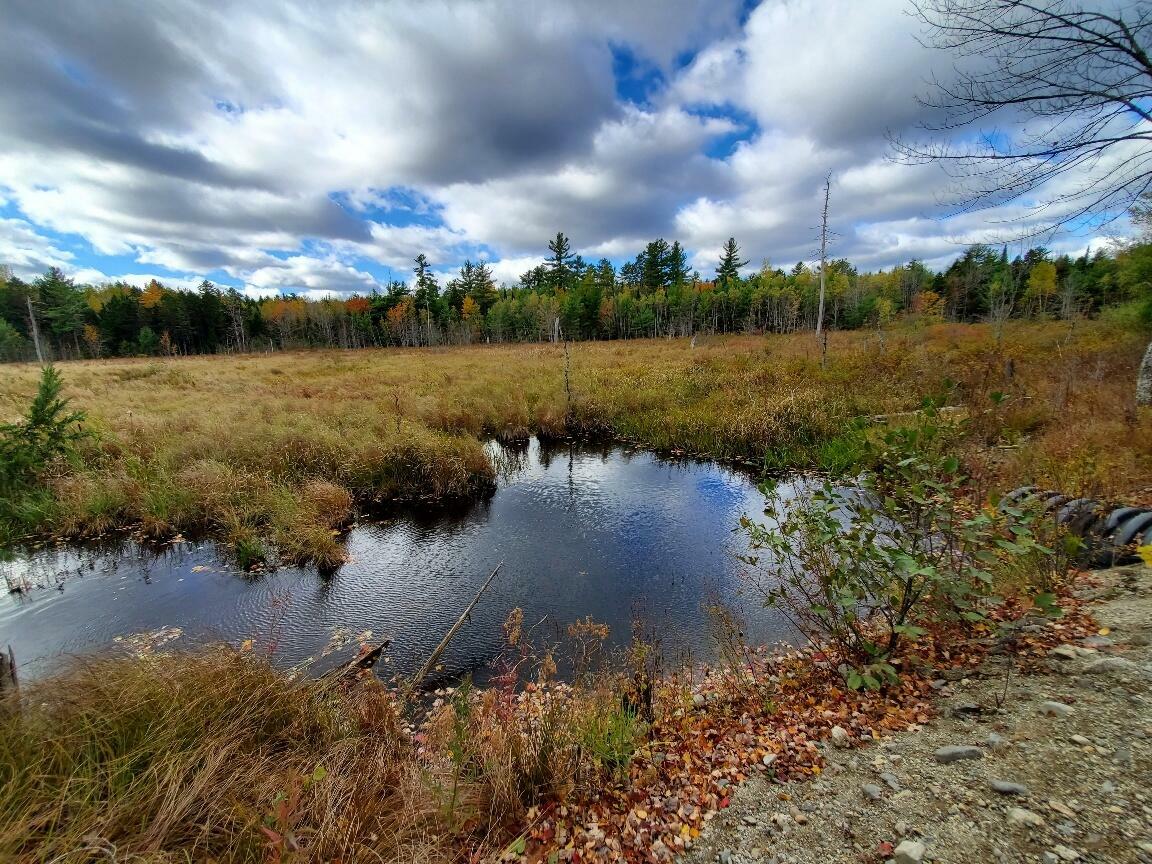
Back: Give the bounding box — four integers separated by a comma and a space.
894, 0, 1152, 403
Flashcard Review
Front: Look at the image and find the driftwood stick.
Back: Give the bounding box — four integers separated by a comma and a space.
405, 562, 503, 698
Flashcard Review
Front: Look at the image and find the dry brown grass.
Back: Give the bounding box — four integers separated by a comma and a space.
1, 321, 1149, 558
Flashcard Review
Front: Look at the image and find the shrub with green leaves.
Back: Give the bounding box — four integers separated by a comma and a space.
742, 399, 1055, 689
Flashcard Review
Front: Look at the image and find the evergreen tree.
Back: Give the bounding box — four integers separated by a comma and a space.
668, 241, 689, 288
716, 238, 749, 289
468, 261, 499, 314
641, 239, 671, 292
547, 232, 576, 292
34, 268, 86, 355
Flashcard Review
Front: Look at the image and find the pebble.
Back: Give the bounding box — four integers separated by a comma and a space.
1052, 845, 1081, 861
717, 850, 733, 864
894, 820, 909, 836
1050, 645, 1080, 660
861, 783, 883, 801
1082, 635, 1114, 648
990, 779, 1030, 796
762, 753, 777, 767
880, 771, 902, 791
1086, 657, 1140, 675
987, 732, 1009, 750
830, 725, 850, 748
1007, 807, 1045, 828
893, 839, 926, 864
934, 745, 983, 763
1038, 700, 1074, 718
1069, 734, 1091, 746
1043, 854, 1059, 864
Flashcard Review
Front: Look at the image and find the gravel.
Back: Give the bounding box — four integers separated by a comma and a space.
682, 564, 1152, 864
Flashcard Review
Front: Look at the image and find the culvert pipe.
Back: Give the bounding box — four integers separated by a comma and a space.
1000, 487, 1152, 566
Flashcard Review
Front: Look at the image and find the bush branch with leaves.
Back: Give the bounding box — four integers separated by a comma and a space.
742, 399, 1057, 689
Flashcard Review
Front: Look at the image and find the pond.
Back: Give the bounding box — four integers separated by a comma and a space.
0, 439, 799, 683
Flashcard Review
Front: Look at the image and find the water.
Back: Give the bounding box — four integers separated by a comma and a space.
0, 439, 795, 682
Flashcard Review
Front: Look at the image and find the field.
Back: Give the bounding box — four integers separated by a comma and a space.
1, 320, 1150, 562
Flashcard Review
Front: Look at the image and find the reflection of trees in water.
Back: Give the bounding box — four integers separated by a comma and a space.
487, 438, 530, 479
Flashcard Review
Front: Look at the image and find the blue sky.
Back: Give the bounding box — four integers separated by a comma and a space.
0, 0, 1133, 298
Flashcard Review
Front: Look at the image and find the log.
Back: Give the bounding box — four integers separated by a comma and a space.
404, 562, 503, 698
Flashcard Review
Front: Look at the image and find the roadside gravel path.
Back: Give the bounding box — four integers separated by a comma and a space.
682, 564, 1152, 864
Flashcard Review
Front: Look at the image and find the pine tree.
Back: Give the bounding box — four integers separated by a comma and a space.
716, 238, 748, 289
641, 239, 671, 292
668, 241, 689, 288
547, 232, 576, 292
34, 267, 86, 355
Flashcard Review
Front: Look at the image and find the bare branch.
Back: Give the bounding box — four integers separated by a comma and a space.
894, 0, 1152, 235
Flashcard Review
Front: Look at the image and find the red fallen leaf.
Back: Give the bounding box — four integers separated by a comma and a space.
719, 797, 730, 808
878, 840, 895, 856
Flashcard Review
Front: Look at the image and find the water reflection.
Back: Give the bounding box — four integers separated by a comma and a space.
1, 439, 794, 681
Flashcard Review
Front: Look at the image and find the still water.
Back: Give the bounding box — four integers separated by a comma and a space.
0, 439, 794, 681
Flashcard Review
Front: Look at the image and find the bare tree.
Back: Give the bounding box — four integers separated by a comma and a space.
899, 0, 1152, 405
896, 0, 1152, 235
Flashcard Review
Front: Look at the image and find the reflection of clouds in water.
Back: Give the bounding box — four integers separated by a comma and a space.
2, 439, 793, 682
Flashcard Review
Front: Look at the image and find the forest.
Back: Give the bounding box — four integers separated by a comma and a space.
3, 232, 1151, 361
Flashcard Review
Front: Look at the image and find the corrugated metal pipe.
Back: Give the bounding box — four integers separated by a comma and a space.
1000, 486, 1152, 566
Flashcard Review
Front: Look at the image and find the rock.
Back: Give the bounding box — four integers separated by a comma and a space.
762, 753, 777, 766
894, 820, 909, 836
1038, 700, 1074, 718
1051, 645, 1081, 660
893, 839, 926, 864
1100, 780, 1117, 794
717, 850, 733, 864
1008, 807, 1045, 828
990, 779, 1031, 796
934, 745, 984, 763
861, 783, 883, 801
1082, 635, 1114, 648
830, 725, 851, 748
692, 693, 705, 707
1069, 734, 1091, 746
987, 732, 1009, 750
880, 771, 902, 791
1052, 845, 1081, 861
951, 702, 983, 717
1086, 657, 1143, 675
1043, 853, 1060, 864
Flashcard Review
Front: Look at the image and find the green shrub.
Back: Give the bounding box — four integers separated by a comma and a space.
742, 400, 1054, 688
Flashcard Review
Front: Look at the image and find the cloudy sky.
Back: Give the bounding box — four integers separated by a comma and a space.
0, 0, 1130, 296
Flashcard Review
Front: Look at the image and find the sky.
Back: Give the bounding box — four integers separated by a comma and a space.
0, 0, 1134, 298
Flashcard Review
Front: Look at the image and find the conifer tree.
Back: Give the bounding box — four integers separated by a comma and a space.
715, 238, 748, 289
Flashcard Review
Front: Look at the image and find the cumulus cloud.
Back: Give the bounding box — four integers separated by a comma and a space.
0, 0, 1130, 294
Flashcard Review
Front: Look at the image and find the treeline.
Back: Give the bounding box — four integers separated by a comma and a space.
1, 233, 1150, 360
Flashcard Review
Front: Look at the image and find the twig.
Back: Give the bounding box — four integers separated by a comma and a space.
404, 563, 503, 698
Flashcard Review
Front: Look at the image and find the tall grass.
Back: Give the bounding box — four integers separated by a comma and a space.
0, 321, 1149, 561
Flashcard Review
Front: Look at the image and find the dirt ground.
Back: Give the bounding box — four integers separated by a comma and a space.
682, 564, 1152, 864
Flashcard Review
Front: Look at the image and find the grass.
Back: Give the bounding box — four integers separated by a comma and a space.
0, 641, 658, 863
0, 320, 1150, 563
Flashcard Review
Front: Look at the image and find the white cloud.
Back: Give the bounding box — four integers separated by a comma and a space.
0, 0, 1133, 294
